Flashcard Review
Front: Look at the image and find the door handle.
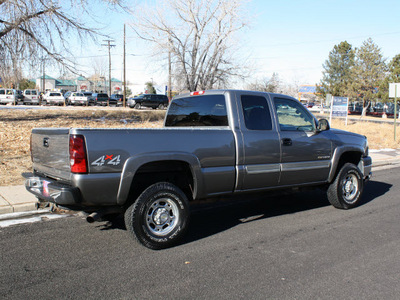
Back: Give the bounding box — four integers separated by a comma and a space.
281, 138, 292, 146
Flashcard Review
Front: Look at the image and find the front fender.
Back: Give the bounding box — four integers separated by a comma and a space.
328, 146, 365, 182
116, 152, 203, 205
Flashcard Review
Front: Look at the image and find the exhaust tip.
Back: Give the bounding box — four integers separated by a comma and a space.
85, 207, 123, 223
86, 212, 100, 223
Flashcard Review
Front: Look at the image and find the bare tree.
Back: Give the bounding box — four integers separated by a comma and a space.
91, 57, 108, 78
246, 73, 282, 93
246, 74, 301, 99
131, 0, 249, 92
0, 0, 124, 87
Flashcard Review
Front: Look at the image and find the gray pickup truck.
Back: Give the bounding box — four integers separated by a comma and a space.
25, 90, 372, 249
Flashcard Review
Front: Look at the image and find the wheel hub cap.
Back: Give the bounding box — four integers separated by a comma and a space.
145, 198, 179, 236
153, 208, 169, 225
342, 174, 358, 203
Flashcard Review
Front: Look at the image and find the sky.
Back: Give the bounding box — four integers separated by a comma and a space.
54, 0, 400, 91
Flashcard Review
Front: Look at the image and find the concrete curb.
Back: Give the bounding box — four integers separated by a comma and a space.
0, 185, 38, 215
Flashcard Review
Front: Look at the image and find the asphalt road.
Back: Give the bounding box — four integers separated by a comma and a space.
1, 167, 399, 299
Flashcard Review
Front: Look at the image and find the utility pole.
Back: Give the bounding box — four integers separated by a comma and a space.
41, 57, 45, 105
102, 39, 116, 106
123, 24, 126, 108
168, 37, 172, 100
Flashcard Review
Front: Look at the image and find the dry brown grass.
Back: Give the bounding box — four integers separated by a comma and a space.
329, 118, 400, 149
1, 107, 399, 186
0, 107, 165, 186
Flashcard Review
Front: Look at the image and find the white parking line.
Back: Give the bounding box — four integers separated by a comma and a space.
0, 213, 70, 228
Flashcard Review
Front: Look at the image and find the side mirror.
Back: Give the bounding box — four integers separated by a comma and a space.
317, 119, 330, 131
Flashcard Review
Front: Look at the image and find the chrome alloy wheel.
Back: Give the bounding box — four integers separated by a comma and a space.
341, 173, 359, 204
146, 198, 180, 236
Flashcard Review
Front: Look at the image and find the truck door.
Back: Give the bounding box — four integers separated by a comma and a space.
238, 94, 281, 190
273, 97, 332, 186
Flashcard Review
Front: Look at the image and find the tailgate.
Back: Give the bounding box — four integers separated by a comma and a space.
31, 128, 71, 180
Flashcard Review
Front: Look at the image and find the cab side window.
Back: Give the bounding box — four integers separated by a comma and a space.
241, 95, 272, 130
274, 97, 315, 131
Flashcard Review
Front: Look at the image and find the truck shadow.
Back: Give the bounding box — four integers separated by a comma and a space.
98, 180, 391, 245
182, 180, 391, 245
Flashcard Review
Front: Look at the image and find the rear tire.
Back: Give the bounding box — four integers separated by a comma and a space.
327, 163, 364, 209
124, 182, 190, 250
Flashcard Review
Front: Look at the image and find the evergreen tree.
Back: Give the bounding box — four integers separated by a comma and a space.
317, 41, 355, 99
377, 54, 400, 101
145, 81, 156, 94
350, 38, 387, 116
388, 54, 400, 82
18, 79, 36, 90
265, 73, 281, 93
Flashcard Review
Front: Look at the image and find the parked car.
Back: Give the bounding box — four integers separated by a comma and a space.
128, 94, 169, 109
0, 88, 17, 105
63, 91, 72, 101
66, 92, 87, 106
92, 93, 109, 106
23, 89, 40, 105
16, 90, 24, 104
42, 91, 64, 106
110, 94, 123, 106
82, 92, 95, 106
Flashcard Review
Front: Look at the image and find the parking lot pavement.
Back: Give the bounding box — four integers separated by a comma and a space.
0, 150, 399, 217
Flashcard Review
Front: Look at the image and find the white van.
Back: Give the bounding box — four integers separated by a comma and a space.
0, 88, 17, 105
23, 89, 40, 105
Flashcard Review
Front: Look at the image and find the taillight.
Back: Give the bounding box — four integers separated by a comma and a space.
69, 135, 88, 173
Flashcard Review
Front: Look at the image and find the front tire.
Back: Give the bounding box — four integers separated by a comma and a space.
327, 163, 364, 209
124, 182, 190, 250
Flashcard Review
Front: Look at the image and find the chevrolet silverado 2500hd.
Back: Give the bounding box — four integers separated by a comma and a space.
25, 90, 372, 249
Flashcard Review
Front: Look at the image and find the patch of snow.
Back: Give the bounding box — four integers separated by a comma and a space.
369, 149, 396, 152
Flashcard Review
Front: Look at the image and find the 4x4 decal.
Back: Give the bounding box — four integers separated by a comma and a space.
91, 155, 121, 166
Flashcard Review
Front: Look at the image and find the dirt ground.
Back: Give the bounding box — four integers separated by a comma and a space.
1, 106, 399, 186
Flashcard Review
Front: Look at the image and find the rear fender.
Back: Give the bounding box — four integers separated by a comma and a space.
117, 152, 203, 205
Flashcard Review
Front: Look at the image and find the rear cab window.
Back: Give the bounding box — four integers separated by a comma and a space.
241, 95, 272, 130
165, 94, 228, 127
